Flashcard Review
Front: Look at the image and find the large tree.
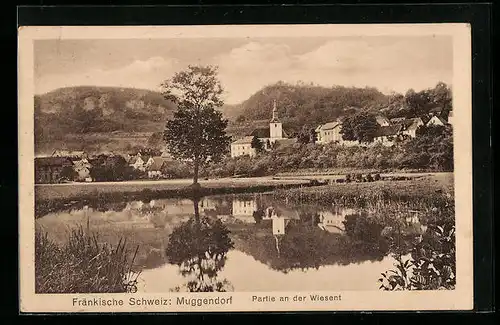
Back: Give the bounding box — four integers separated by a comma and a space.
340, 112, 380, 143
162, 65, 231, 185
250, 135, 264, 153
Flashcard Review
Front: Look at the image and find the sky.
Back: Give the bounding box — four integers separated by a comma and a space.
34, 36, 453, 104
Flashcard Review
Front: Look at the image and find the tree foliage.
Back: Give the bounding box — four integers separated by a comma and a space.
162, 65, 231, 184
340, 112, 380, 143
250, 135, 264, 153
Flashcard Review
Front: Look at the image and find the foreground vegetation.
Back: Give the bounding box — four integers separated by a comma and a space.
35, 226, 141, 293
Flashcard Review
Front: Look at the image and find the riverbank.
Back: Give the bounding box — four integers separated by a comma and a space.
272, 173, 454, 206
34, 177, 318, 218
35, 177, 312, 201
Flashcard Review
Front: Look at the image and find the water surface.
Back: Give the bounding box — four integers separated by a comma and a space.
36, 193, 427, 292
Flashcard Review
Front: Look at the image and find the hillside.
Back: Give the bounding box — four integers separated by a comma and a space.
34, 86, 249, 155
229, 82, 392, 132
34, 82, 451, 155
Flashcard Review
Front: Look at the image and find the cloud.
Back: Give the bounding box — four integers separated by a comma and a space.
36, 56, 180, 94
35, 37, 453, 104
214, 38, 452, 103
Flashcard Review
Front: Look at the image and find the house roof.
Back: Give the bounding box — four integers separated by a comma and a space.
427, 116, 447, 125
52, 150, 86, 157
375, 124, 403, 137
35, 157, 73, 167
232, 136, 255, 145
375, 115, 390, 125
147, 157, 169, 171
317, 121, 340, 131
390, 117, 406, 124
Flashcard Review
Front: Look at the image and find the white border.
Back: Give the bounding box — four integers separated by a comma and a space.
18, 24, 473, 313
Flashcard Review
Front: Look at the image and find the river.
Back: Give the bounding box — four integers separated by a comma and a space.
35, 193, 428, 292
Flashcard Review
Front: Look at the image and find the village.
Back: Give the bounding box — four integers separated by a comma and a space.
230, 100, 453, 158
34, 100, 453, 184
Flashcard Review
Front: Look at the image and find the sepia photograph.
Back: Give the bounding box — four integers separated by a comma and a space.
18, 24, 473, 312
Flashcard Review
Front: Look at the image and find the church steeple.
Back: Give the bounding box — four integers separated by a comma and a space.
269, 99, 283, 139
271, 99, 279, 123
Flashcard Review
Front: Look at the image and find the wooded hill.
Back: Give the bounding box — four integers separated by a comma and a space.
34, 82, 451, 154
227, 81, 452, 137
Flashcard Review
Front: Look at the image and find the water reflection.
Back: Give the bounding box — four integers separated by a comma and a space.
36, 193, 431, 291
164, 197, 234, 292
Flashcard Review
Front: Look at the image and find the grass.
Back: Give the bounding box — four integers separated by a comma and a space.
272, 174, 454, 208
275, 167, 432, 177
35, 226, 141, 293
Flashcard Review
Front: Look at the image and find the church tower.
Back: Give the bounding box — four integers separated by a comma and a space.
269, 99, 283, 140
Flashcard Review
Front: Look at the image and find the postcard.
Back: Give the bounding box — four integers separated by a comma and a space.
18, 23, 473, 313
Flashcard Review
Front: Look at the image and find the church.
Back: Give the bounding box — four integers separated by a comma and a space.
230, 100, 291, 158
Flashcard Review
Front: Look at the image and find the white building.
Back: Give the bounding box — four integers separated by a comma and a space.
400, 117, 425, 138
232, 198, 257, 223
230, 136, 256, 158
230, 100, 289, 158
315, 120, 342, 144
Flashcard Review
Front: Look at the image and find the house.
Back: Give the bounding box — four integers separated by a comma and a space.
315, 120, 342, 144
400, 117, 424, 138
72, 158, 92, 181
373, 124, 403, 146
129, 155, 151, 171
230, 136, 256, 158
35, 157, 73, 184
51, 150, 87, 160
230, 100, 290, 158
426, 115, 448, 127
146, 156, 169, 178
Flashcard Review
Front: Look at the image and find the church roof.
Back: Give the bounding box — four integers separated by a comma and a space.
250, 127, 270, 138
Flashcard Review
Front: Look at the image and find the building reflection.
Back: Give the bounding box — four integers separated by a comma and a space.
317, 207, 355, 234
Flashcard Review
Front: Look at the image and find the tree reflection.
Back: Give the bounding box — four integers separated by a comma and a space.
165, 196, 234, 292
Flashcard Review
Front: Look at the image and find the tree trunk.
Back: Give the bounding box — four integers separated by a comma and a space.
193, 158, 199, 185
193, 197, 200, 224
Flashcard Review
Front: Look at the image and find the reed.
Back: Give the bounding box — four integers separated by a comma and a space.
35, 226, 141, 293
